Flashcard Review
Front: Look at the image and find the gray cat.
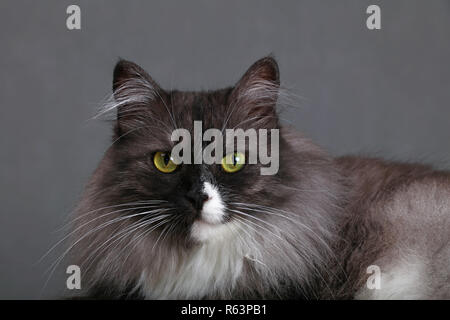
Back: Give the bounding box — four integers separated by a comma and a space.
68, 57, 450, 299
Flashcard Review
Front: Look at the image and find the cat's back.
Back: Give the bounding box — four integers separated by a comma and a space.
335, 156, 450, 299
335, 155, 450, 227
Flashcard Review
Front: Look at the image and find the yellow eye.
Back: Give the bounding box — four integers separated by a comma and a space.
153, 151, 178, 173
221, 152, 245, 173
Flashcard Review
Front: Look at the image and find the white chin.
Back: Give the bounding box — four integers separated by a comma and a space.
190, 220, 230, 243
191, 181, 228, 242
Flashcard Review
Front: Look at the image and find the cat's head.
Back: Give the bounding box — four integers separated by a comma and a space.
100, 57, 290, 243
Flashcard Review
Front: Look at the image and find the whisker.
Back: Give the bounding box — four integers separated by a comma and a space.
153, 89, 178, 131
231, 202, 345, 294
234, 210, 335, 297
231, 215, 284, 252
229, 209, 285, 241
84, 214, 174, 274
117, 216, 176, 269
158, 216, 181, 248
38, 204, 166, 264
232, 203, 336, 254
56, 200, 168, 232
152, 219, 174, 251
81, 213, 172, 271
41, 208, 172, 292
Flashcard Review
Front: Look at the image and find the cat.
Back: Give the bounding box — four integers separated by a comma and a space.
67, 57, 450, 299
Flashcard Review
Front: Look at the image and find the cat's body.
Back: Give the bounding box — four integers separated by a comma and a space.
69, 57, 450, 299
335, 156, 450, 299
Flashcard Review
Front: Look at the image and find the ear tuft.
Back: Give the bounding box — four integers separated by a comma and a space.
229, 56, 281, 129
108, 60, 163, 137
243, 56, 279, 86
113, 59, 134, 92
113, 59, 159, 93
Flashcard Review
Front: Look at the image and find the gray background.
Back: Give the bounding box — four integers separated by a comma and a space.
0, 0, 449, 299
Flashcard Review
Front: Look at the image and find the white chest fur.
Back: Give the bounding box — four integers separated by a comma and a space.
138, 221, 249, 299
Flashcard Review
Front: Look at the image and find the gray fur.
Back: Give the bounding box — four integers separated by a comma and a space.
67, 57, 450, 299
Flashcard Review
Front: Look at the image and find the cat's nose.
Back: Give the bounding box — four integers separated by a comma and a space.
186, 189, 209, 211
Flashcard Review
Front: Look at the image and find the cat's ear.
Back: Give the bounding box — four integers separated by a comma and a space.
111, 59, 164, 136
229, 56, 280, 129
113, 59, 161, 96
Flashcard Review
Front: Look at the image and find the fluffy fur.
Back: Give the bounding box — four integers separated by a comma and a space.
66, 57, 450, 299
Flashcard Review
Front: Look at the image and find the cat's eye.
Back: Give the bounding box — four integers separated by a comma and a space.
153, 151, 178, 173
221, 152, 245, 173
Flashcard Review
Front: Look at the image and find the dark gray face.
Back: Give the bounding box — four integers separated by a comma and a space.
104, 57, 291, 244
